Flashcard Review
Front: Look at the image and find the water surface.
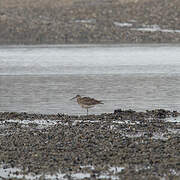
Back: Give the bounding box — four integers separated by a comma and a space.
0, 44, 180, 114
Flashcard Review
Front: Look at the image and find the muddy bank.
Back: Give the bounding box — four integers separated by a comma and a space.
0, 0, 180, 44
0, 109, 179, 179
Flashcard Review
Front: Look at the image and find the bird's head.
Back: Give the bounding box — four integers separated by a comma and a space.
71, 94, 81, 100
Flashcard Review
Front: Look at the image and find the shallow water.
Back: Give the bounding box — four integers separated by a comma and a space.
0, 44, 180, 115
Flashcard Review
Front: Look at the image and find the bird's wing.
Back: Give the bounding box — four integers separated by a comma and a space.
80, 97, 103, 105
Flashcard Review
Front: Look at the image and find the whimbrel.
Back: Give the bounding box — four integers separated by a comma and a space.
71, 95, 103, 115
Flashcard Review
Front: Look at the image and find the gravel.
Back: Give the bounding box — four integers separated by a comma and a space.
0, 109, 179, 179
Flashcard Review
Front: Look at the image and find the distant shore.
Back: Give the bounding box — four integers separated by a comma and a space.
0, 109, 180, 179
0, 0, 180, 44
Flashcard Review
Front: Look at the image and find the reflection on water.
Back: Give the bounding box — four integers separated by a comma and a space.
0, 45, 180, 115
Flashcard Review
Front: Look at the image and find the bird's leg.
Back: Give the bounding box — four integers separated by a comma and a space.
87, 108, 88, 116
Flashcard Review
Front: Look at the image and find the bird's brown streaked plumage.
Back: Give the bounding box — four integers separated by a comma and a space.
77, 96, 103, 106
71, 95, 103, 115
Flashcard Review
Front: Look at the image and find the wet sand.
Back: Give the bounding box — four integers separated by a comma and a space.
0, 109, 179, 179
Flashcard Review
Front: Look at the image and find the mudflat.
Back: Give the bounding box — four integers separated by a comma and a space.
0, 0, 180, 44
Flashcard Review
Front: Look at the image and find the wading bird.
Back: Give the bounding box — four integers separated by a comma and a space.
71, 95, 103, 115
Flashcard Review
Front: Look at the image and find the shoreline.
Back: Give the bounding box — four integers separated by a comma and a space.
0, 108, 180, 118
1, 43, 180, 47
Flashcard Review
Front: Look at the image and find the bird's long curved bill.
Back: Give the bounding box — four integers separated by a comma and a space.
70, 96, 76, 100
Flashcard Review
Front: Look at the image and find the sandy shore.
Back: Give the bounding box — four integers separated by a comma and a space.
0, 0, 180, 44
0, 109, 179, 179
